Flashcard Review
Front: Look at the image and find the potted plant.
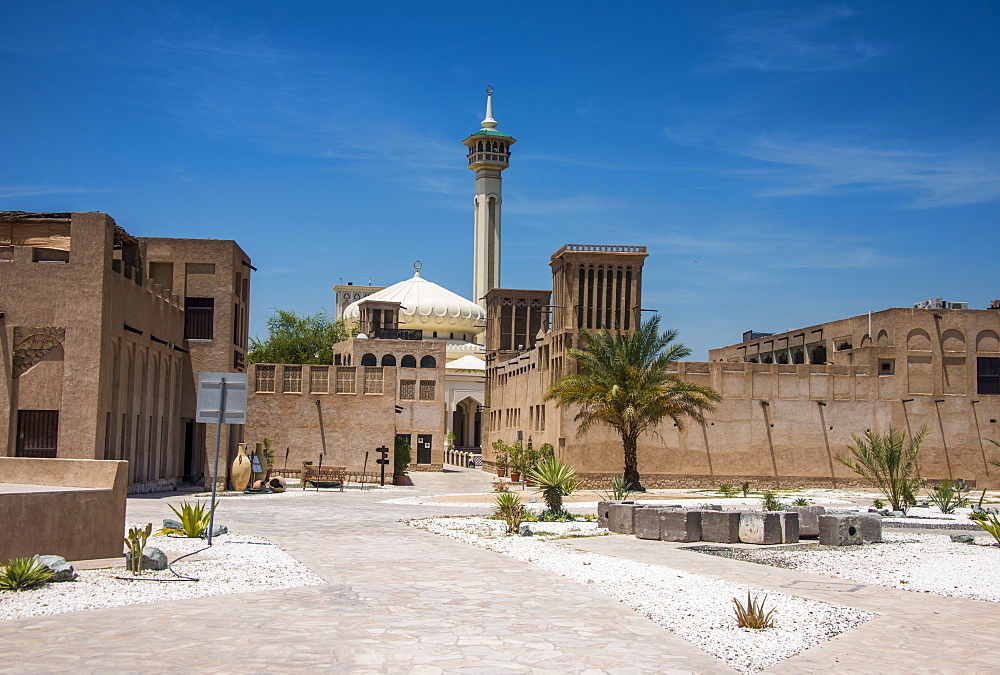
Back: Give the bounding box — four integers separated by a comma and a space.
393, 436, 412, 486
492, 439, 509, 477
262, 438, 275, 481
508, 440, 523, 483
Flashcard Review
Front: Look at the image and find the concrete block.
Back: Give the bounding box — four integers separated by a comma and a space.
739, 511, 782, 545
859, 514, 882, 543
701, 510, 741, 543
606, 502, 640, 534
634, 507, 665, 540
659, 510, 703, 542
787, 506, 826, 538
597, 501, 632, 530
818, 514, 863, 546
779, 512, 800, 543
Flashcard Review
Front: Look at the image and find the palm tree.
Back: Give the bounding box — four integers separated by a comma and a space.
544, 316, 721, 491
836, 426, 928, 511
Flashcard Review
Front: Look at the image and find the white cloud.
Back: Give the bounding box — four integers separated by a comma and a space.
698, 4, 887, 74
738, 135, 1000, 208
0, 185, 108, 199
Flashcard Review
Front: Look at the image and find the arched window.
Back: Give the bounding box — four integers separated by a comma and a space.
401, 355, 416, 368
361, 353, 377, 366
420, 355, 436, 368
381, 354, 396, 366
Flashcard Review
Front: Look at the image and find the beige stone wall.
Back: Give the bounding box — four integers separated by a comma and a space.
142, 237, 252, 486
486, 353, 1000, 489
1, 212, 250, 493
1, 214, 187, 493
245, 352, 447, 475
0, 457, 128, 561
484, 246, 1000, 490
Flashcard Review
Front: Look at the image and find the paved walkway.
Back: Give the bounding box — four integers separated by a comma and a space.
564, 530, 1000, 672
1, 468, 996, 672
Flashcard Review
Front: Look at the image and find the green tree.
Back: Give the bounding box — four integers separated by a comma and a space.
544, 316, 721, 491
248, 309, 354, 364
835, 426, 929, 512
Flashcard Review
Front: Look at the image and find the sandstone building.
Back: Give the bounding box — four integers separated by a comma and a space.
246, 298, 447, 474
0, 211, 251, 492
483, 244, 1000, 489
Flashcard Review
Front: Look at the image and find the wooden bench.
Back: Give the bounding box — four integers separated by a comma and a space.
301, 463, 347, 490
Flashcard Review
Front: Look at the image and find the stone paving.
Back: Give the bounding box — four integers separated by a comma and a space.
1, 467, 997, 672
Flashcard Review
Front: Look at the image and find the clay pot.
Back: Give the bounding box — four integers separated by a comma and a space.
510, 472, 521, 483
497, 468, 507, 477
268, 476, 287, 493
393, 475, 409, 486
230, 443, 252, 491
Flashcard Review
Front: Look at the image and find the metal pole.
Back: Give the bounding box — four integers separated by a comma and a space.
207, 377, 227, 547
360, 450, 369, 491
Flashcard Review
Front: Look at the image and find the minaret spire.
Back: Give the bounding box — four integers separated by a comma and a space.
462, 87, 516, 311
481, 85, 497, 128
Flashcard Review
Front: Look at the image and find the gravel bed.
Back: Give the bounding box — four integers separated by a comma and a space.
687, 532, 1000, 603
0, 529, 325, 622
409, 516, 875, 673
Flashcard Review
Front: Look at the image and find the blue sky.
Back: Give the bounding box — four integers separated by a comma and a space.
3, 1, 998, 358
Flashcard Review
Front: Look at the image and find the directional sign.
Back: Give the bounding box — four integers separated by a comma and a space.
375, 458, 390, 465
196, 373, 248, 424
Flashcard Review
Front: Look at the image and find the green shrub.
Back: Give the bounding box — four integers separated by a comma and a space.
792, 497, 809, 507
718, 483, 737, 498
491, 439, 509, 473
761, 490, 782, 511
836, 426, 928, 512
926, 480, 968, 514
157, 500, 217, 538
124, 523, 153, 575
872, 498, 886, 509
494, 491, 526, 535
734, 591, 776, 629
393, 436, 412, 477
741, 481, 752, 498
0, 557, 54, 591
526, 456, 581, 514
973, 513, 1000, 544
261, 437, 274, 470
599, 474, 634, 501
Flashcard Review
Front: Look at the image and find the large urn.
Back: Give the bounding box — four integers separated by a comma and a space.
230, 443, 252, 491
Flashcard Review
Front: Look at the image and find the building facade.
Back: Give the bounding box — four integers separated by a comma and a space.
0, 211, 251, 492
245, 326, 447, 473
141, 236, 253, 488
483, 244, 1000, 489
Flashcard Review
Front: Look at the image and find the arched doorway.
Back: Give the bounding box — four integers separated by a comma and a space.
452, 396, 483, 448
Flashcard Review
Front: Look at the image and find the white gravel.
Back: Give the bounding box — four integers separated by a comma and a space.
723, 532, 1000, 603
0, 529, 325, 622
409, 516, 875, 673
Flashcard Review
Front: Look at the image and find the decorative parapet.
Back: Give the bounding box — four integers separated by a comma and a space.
553, 244, 647, 255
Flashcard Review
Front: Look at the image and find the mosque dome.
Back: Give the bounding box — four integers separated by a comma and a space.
342, 270, 486, 339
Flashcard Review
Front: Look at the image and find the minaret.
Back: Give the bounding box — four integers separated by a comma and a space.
463, 86, 515, 306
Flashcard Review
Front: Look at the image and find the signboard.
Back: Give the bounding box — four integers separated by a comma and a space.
196, 372, 248, 424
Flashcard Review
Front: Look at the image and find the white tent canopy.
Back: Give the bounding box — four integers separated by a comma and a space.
445, 354, 486, 371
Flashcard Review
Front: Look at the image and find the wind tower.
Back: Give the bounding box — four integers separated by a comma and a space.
463, 86, 515, 306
